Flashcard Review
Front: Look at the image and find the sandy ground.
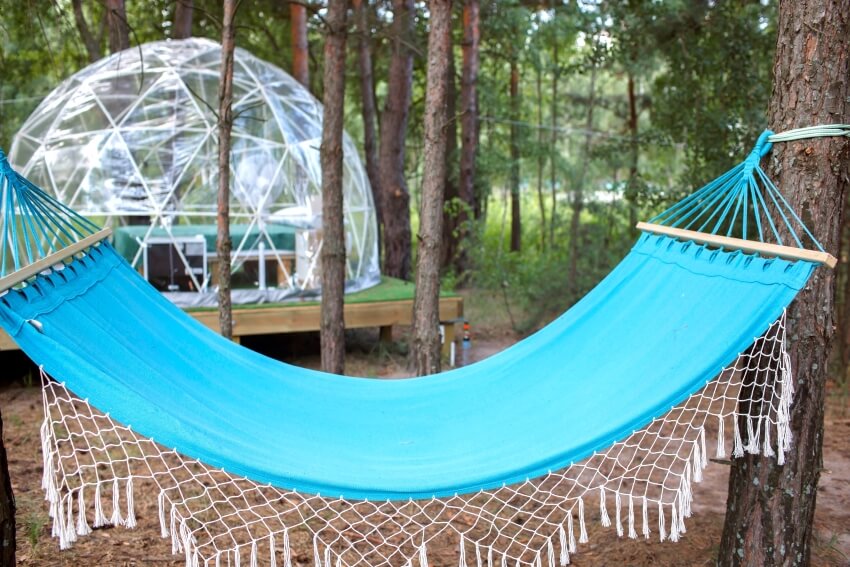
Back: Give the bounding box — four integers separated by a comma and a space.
1, 328, 848, 566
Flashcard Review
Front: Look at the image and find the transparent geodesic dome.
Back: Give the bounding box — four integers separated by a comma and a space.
9, 38, 379, 304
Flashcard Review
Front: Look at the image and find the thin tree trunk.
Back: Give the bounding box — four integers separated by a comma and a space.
173, 0, 193, 39
626, 70, 639, 231
455, 0, 479, 278
105, 0, 130, 53
567, 64, 596, 288
440, 51, 459, 271
378, 0, 414, 280
509, 57, 521, 253
72, 0, 102, 62
290, 2, 310, 88
412, 0, 452, 376
216, 0, 238, 340
0, 411, 14, 565
718, 1, 850, 564
548, 5, 559, 247
319, 0, 348, 375
352, 0, 382, 252
535, 62, 546, 251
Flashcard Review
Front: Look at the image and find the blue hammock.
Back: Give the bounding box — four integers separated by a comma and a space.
0, 133, 830, 500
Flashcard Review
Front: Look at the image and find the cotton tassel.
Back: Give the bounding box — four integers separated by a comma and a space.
93, 482, 108, 528
777, 423, 787, 465
699, 427, 708, 469
55, 497, 67, 548
336, 553, 343, 567
566, 511, 576, 553
746, 416, 759, 454
692, 441, 703, 483
499, 551, 507, 567
171, 508, 180, 554
313, 535, 321, 567
214, 550, 221, 567
716, 416, 726, 459
323, 545, 331, 567
76, 488, 91, 536
599, 487, 610, 528
732, 415, 744, 458
763, 421, 776, 458
181, 521, 193, 566
269, 533, 277, 567
419, 543, 429, 567
657, 501, 666, 542
110, 478, 124, 526
158, 492, 169, 538
125, 478, 137, 529
459, 534, 468, 567
558, 524, 569, 565
614, 491, 623, 537
488, 545, 494, 567
234, 545, 242, 567
283, 528, 293, 567
641, 497, 650, 539
678, 492, 688, 533
547, 537, 555, 567
627, 495, 637, 539
475, 541, 482, 567
577, 498, 588, 544
65, 494, 78, 544
250, 541, 259, 567
535, 551, 543, 567
669, 504, 679, 543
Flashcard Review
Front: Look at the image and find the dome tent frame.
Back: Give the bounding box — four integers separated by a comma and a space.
9, 38, 380, 305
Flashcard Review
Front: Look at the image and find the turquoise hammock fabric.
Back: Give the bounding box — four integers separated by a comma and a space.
0, 133, 825, 500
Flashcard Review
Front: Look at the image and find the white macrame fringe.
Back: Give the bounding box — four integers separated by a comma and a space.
36, 313, 796, 567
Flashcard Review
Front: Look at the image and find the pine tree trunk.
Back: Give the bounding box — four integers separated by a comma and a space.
455, 0, 479, 279
440, 52, 459, 271
72, 0, 102, 62
626, 71, 639, 231
412, 0, 452, 376
509, 58, 521, 253
105, 0, 130, 53
0, 411, 14, 566
353, 0, 382, 251
319, 0, 348, 375
549, 20, 559, 247
173, 0, 193, 39
535, 63, 546, 251
718, 1, 850, 564
567, 64, 596, 289
216, 0, 238, 340
378, 0, 414, 280
290, 2, 310, 88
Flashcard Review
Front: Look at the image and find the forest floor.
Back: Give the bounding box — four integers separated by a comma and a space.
1, 290, 848, 566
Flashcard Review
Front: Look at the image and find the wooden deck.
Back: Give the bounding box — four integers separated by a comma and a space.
0, 278, 464, 354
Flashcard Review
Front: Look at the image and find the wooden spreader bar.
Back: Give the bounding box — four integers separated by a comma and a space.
637, 222, 837, 269
0, 228, 113, 294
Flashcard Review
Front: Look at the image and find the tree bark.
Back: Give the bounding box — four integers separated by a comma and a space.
352, 0, 382, 250
455, 0, 480, 278
412, 0, 452, 376
626, 70, 639, 231
0, 411, 14, 566
549, 15, 559, 247
567, 63, 596, 289
509, 57, 521, 253
105, 0, 130, 53
319, 0, 348, 375
378, 0, 414, 280
216, 0, 238, 340
535, 61, 546, 251
718, 1, 850, 565
440, 50, 459, 271
72, 0, 103, 62
290, 2, 310, 88
173, 0, 193, 39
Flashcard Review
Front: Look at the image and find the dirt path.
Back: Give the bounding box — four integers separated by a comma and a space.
1, 334, 848, 566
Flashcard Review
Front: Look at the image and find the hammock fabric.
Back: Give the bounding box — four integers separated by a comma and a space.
0, 132, 834, 566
